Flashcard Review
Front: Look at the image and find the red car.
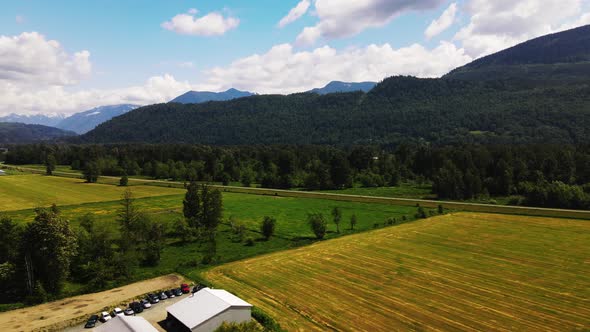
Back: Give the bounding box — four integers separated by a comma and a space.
180, 283, 190, 294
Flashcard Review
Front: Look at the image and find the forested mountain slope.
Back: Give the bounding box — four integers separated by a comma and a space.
0, 123, 76, 144
82, 25, 590, 145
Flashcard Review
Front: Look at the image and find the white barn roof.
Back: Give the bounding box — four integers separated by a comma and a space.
166, 288, 252, 329
93, 315, 158, 332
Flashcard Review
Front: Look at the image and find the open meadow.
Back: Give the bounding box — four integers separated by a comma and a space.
205, 212, 590, 332
0, 174, 184, 211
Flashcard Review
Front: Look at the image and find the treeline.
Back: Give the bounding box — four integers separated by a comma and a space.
5, 143, 590, 210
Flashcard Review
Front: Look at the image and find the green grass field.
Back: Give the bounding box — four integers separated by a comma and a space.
205, 212, 590, 331
0, 174, 184, 211
1, 172, 419, 288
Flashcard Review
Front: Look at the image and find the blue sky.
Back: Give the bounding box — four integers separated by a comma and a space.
1, 0, 589, 115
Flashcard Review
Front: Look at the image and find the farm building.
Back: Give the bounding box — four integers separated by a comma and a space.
93, 315, 158, 332
0, 170, 5, 175
165, 288, 252, 332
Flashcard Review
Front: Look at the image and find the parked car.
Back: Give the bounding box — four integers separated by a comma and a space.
84, 315, 99, 329
192, 284, 206, 293
165, 290, 175, 298
123, 307, 135, 316
111, 307, 124, 317
147, 293, 160, 304
129, 301, 143, 314
158, 292, 168, 300
180, 283, 190, 294
140, 299, 152, 309
173, 288, 183, 297
99, 311, 111, 323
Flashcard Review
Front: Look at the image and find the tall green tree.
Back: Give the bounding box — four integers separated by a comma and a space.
350, 214, 357, 230
331, 207, 342, 233
261, 216, 276, 241
45, 154, 56, 176
83, 161, 100, 183
183, 181, 201, 228
117, 189, 139, 252
22, 207, 77, 295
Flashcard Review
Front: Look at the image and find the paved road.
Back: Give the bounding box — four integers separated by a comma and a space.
63, 293, 187, 332
5, 164, 590, 220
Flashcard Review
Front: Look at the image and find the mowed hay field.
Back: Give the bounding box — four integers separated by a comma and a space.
205, 212, 590, 332
0, 174, 184, 211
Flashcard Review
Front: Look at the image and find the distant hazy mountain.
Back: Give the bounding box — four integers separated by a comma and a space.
309, 81, 376, 94
56, 104, 140, 134
170, 88, 254, 104
0, 123, 76, 144
0, 113, 64, 127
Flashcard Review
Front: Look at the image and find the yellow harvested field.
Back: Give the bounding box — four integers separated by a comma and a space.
205, 212, 590, 331
0, 174, 184, 211
0, 274, 184, 332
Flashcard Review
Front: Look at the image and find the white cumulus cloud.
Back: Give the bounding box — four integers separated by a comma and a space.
201, 41, 472, 94
278, 0, 311, 28
425, 3, 457, 40
0, 74, 193, 116
455, 0, 587, 58
0, 32, 91, 86
296, 0, 445, 45
161, 9, 239, 36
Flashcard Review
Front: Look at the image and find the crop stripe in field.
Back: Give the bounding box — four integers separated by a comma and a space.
6, 165, 590, 220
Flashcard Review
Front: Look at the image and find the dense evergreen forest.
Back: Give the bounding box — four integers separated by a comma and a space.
5, 144, 590, 210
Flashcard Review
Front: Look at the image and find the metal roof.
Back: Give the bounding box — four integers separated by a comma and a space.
166, 288, 252, 329
93, 315, 159, 332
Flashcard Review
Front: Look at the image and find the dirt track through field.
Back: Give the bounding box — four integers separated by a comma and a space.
205, 213, 590, 332
0, 274, 184, 332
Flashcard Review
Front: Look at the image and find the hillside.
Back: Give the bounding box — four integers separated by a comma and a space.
170, 88, 254, 104
0, 123, 76, 144
82, 26, 590, 145
445, 25, 590, 86
309, 81, 376, 94
56, 104, 139, 134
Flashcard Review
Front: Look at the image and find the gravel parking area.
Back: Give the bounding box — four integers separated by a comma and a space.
63, 293, 188, 332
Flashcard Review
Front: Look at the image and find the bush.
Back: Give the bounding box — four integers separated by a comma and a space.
251, 307, 285, 332
244, 237, 255, 246
308, 213, 327, 239
215, 321, 263, 332
119, 175, 128, 186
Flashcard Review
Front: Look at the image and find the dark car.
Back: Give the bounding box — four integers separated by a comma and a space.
165, 290, 175, 298
84, 315, 99, 329
173, 288, 183, 297
180, 283, 190, 294
124, 307, 135, 316
147, 293, 160, 304
129, 301, 143, 314
192, 284, 206, 293
158, 292, 168, 300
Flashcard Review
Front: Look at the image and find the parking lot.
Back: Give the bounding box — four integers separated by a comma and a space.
63, 292, 189, 332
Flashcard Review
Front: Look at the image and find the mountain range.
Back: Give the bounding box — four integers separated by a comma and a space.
80, 25, 590, 146
308, 81, 376, 94
170, 88, 254, 104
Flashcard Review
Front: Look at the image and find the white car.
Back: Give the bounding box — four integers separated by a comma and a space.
111, 307, 124, 317
99, 311, 111, 322
141, 299, 152, 309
